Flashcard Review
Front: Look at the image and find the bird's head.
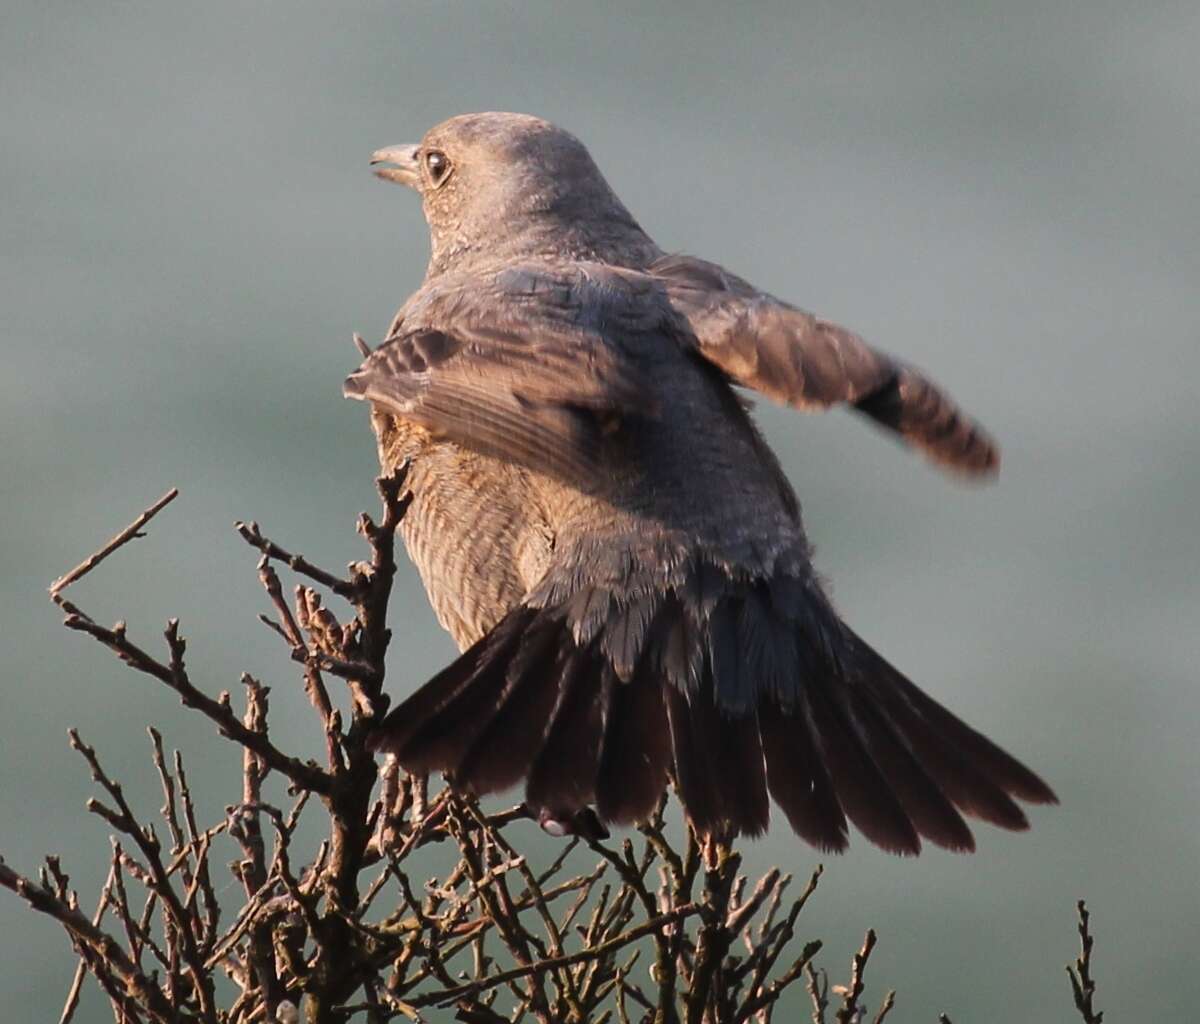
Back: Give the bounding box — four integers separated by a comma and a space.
370, 112, 656, 273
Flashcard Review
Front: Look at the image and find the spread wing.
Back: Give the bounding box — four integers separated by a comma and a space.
344, 270, 653, 481
650, 253, 999, 476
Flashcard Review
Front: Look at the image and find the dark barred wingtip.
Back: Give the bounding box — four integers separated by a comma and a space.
931, 436, 1001, 480
952, 427, 1001, 478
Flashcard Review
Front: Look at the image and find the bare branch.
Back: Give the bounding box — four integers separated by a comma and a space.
235, 519, 358, 599
50, 488, 179, 597
58, 861, 118, 1024
806, 963, 828, 1024
68, 730, 218, 1023
872, 989, 896, 1024
0, 859, 178, 1024
58, 611, 332, 796
10, 469, 1081, 1024
834, 929, 878, 1024
1066, 900, 1104, 1024
418, 902, 702, 1007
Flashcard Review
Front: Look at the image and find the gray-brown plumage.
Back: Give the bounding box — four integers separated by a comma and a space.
347, 112, 1054, 854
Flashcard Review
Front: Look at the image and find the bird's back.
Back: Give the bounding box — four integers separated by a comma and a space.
374, 261, 810, 649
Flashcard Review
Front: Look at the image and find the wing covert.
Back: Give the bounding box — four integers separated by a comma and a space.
344, 271, 653, 482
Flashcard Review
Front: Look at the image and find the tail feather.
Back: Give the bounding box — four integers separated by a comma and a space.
706, 606, 772, 834
737, 587, 795, 705
454, 621, 566, 795
370, 607, 535, 769
849, 634, 1049, 827
526, 651, 611, 813
759, 703, 849, 851
839, 679, 975, 851
369, 559, 1054, 855
664, 684, 722, 835
664, 671, 772, 838
595, 659, 672, 823
709, 601, 755, 714
711, 707, 770, 837
876, 691, 1031, 831
804, 666, 923, 855
881, 654, 1058, 806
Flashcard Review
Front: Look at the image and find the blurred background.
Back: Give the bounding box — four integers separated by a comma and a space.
3, 1, 1198, 1019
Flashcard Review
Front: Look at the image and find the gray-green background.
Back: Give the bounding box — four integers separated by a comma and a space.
4, 2, 1198, 1020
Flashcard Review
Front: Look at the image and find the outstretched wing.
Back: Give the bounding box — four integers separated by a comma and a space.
344, 269, 653, 482
650, 253, 999, 476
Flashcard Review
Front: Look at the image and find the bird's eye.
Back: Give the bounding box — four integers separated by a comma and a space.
423, 150, 451, 187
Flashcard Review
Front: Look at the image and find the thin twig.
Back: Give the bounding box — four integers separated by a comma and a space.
872, 989, 896, 1024
58, 612, 332, 796
835, 930, 877, 1024
1066, 900, 1103, 1024
58, 861, 118, 1024
69, 731, 218, 1023
806, 963, 828, 1024
50, 489, 179, 597
235, 520, 358, 598
0, 859, 177, 1024
417, 903, 702, 1007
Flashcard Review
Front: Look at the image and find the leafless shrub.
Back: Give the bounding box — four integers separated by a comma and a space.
1, 478, 1100, 1023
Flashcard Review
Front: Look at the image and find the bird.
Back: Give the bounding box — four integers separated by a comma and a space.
345, 111, 1056, 855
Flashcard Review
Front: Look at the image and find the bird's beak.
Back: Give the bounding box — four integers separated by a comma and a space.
370, 144, 421, 188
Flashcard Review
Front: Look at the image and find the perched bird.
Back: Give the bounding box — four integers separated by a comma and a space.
346, 112, 1055, 854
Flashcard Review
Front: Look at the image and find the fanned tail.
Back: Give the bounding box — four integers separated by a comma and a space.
367, 560, 1055, 854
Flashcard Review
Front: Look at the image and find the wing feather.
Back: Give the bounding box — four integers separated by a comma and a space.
649, 253, 999, 476
344, 268, 654, 481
